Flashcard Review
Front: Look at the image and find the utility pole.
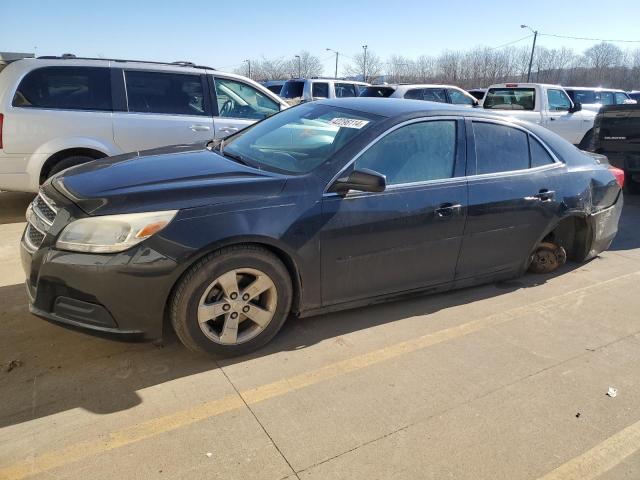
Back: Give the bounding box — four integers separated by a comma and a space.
362, 45, 368, 82
244, 59, 251, 78
326, 48, 339, 78
295, 55, 301, 78
521, 25, 538, 83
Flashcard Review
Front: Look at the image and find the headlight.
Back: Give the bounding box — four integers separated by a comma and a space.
56, 210, 178, 253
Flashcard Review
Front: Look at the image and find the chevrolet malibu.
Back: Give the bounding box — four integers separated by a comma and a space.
22, 98, 623, 356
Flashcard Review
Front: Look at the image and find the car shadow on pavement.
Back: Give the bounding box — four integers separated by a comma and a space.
0, 192, 34, 225
0, 261, 581, 429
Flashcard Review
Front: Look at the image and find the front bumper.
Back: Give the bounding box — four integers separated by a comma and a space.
20, 184, 184, 343
22, 239, 180, 340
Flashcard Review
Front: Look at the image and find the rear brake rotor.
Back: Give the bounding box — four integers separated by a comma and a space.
529, 242, 567, 274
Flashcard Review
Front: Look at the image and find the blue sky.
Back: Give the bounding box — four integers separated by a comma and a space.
2, 0, 640, 75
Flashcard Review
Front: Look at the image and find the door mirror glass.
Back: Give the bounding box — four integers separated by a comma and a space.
329, 169, 386, 194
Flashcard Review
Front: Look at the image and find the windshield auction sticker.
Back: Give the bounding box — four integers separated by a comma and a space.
329, 118, 370, 129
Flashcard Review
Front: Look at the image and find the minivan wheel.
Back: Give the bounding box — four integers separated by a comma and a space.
170, 246, 292, 357
47, 155, 96, 180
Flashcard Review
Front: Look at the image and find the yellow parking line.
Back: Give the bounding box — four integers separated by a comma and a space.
1, 270, 638, 480
536, 419, 640, 480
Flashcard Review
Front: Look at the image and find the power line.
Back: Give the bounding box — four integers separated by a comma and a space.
489, 34, 533, 50
539, 32, 640, 44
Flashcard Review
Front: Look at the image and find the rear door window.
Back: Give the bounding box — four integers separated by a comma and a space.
312, 82, 329, 98
335, 83, 357, 98
600, 91, 615, 105
614, 92, 629, 104
125, 71, 205, 115
529, 137, 555, 167
484, 88, 536, 111
571, 90, 597, 104
473, 122, 530, 174
13, 66, 112, 111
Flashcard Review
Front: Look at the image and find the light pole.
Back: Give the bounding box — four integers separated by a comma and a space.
362, 45, 368, 82
294, 55, 301, 78
326, 48, 339, 79
244, 59, 251, 78
521, 25, 538, 83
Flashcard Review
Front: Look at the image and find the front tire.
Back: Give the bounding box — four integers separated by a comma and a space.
170, 245, 292, 357
46, 155, 96, 180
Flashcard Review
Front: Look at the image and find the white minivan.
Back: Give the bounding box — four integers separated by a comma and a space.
0, 56, 289, 192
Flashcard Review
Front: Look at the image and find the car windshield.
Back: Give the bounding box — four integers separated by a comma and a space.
484, 88, 536, 110
219, 103, 382, 174
280, 81, 305, 99
359, 86, 395, 98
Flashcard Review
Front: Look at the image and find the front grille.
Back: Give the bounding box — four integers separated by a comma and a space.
23, 192, 59, 252
24, 224, 45, 251
33, 194, 57, 223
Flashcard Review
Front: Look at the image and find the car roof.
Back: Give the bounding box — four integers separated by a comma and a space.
318, 97, 492, 118
284, 78, 369, 85
563, 86, 625, 93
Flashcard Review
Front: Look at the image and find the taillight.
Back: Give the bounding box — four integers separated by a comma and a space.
0, 113, 3, 150
609, 166, 625, 188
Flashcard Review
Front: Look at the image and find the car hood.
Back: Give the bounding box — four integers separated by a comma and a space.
54, 144, 287, 215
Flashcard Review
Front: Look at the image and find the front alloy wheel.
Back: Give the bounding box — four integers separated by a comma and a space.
171, 246, 292, 357
198, 268, 277, 345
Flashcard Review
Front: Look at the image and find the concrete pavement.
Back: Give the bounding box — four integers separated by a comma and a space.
1, 191, 640, 479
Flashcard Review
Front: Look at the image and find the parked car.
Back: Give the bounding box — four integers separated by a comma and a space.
279, 78, 369, 105
590, 103, 640, 192
628, 91, 640, 102
0, 55, 288, 192
483, 83, 596, 148
23, 98, 623, 356
359, 83, 479, 107
564, 87, 636, 112
467, 88, 486, 101
261, 80, 285, 95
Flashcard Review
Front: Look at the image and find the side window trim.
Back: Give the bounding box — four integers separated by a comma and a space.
207, 74, 219, 116
465, 118, 562, 179
324, 116, 467, 195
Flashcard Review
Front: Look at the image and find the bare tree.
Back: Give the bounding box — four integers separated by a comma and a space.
286, 51, 323, 78
344, 50, 383, 82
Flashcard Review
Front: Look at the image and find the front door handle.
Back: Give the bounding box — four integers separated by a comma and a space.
534, 189, 555, 202
218, 126, 240, 134
435, 203, 462, 218
549, 117, 557, 121
190, 124, 211, 132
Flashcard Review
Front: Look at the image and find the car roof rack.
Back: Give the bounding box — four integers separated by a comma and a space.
35, 54, 216, 71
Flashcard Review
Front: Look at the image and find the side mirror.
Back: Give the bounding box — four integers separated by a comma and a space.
328, 168, 386, 195
569, 101, 582, 113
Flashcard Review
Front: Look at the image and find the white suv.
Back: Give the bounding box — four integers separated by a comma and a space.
359, 84, 479, 107
0, 56, 288, 192
279, 78, 369, 105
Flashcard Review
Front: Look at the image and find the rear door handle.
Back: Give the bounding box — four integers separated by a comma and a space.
534, 189, 555, 202
435, 203, 462, 218
190, 124, 211, 132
